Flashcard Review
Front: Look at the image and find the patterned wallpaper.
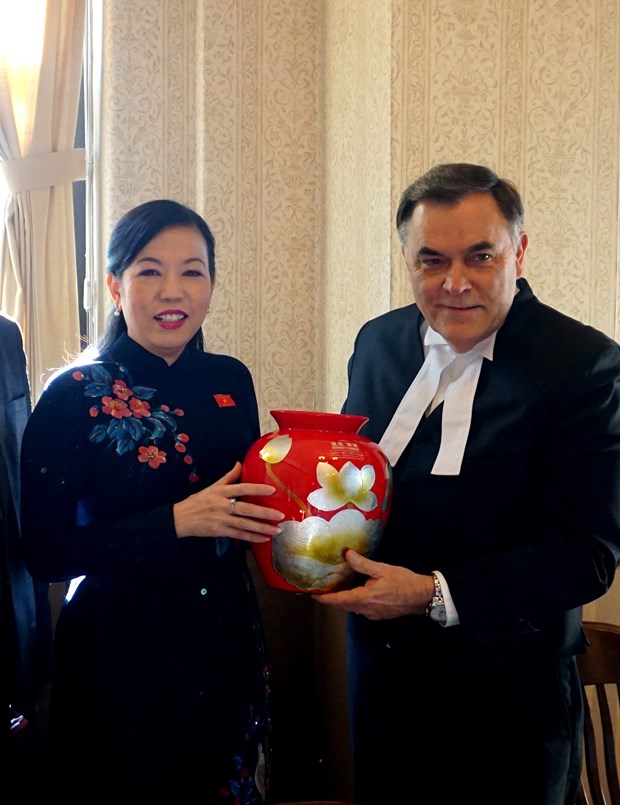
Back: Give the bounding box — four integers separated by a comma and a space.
321, 0, 393, 413
96, 0, 620, 615
97, 0, 322, 433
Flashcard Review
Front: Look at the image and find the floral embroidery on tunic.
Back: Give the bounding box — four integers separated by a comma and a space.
72, 363, 199, 482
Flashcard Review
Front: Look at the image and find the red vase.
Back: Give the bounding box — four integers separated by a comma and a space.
241, 409, 393, 594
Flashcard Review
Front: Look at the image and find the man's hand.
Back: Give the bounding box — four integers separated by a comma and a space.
313, 549, 435, 620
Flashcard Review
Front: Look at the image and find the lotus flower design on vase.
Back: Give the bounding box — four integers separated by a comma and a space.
243, 410, 392, 593
272, 508, 383, 591
307, 461, 379, 512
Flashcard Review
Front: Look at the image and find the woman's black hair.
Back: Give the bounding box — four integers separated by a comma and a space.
96, 199, 216, 353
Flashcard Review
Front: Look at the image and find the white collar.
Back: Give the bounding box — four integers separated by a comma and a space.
423, 325, 496, 362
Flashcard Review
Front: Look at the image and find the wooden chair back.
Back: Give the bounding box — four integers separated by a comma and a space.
576, 620, 620, 805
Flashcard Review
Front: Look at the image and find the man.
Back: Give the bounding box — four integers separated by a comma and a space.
316, 164, 620, 804
0, 314, 52, 799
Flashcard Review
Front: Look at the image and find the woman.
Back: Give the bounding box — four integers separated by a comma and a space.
20, 200, 283, 804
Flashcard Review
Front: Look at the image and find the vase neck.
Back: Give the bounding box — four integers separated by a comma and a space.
270, 409, 368, 434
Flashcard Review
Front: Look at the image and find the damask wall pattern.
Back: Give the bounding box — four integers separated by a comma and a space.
321, 0, 393, 414
388, 0, 620, 320
98, 0, 322, 433
93, 0, 197, 337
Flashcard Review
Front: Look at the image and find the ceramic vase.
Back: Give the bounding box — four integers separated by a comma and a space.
241, 409, 393, 593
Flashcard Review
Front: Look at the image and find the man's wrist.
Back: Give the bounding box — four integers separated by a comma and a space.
425, 571, 447, 625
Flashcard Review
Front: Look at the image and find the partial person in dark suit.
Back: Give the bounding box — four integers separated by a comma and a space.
316, 164, 620, 805
0, 313, 52, 797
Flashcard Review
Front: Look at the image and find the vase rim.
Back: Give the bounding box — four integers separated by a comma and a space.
269, 409, 369, 432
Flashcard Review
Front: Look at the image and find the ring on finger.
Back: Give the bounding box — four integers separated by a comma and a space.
229, 497, 237, 515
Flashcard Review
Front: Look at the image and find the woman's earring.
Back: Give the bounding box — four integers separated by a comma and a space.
113, 307, 121, 318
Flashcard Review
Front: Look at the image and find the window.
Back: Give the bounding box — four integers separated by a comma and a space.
0, 1, 90, 400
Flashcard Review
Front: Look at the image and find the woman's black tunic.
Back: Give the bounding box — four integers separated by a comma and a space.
20, 335, 270, 804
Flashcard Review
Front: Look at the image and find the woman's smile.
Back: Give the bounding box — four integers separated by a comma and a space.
108, 225, 214, 364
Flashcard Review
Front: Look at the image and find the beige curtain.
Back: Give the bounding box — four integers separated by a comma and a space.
0, 0, 86, 401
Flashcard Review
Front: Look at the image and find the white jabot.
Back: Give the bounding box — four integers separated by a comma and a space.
379, 327, 496, 475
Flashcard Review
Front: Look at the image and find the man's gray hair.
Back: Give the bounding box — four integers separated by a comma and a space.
396, 163, 525, 246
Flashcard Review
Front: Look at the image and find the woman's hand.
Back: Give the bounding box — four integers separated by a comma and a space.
173, 461, 284, 543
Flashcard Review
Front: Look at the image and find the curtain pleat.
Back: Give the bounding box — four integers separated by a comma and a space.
0, 0, 86, 401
